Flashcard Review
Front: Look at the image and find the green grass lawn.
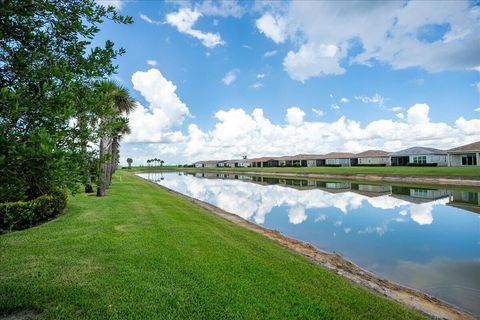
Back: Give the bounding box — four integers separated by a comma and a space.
0, 171, 426, 319
132, 165, 480, 178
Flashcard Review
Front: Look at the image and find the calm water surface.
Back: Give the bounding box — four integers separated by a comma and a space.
138, 171, 480, 315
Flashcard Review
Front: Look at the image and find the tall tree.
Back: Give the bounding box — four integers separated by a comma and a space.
0, 0, 132, 202
95, 81, 135, 197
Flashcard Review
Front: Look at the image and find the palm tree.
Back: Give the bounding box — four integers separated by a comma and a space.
96, 80, 135, 197
160, 160, 164, 167
127, 158, 133, 169
108, 117, 130, 186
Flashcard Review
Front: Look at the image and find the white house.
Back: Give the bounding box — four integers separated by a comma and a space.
194, 160, 224, 168
447, 141, 480, 166
390, 147, 447, 166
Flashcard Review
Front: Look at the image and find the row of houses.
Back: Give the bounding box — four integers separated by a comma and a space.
194, 141, 480, 168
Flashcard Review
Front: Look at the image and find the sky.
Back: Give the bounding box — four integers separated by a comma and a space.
95, 0, 480, 165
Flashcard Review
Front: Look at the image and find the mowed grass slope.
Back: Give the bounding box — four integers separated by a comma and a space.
136, 165, 480, 178
0, 171, 425, 319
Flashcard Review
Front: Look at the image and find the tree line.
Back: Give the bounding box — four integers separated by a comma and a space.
0, 0, 135, 202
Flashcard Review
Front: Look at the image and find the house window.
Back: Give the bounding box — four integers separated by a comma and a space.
413, 156, 427, 164
461, 154, 477, 166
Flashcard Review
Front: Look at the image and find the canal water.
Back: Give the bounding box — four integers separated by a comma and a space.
138, 171, 480, 315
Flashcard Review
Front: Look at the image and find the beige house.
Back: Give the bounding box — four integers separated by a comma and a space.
352, 150, 390, 166
447, 141, 480, 166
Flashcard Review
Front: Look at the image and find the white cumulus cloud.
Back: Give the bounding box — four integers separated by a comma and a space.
124, 68, 190, 143
286, 107, 305, 126
256, 13, 287, 44
283, 43, 345, 82
166, 8, 224, 48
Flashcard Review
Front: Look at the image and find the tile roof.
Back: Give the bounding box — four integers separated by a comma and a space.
319, 152, 354, 159
195, 160, 225, 164
354, 150, 390, 158
246, 157, 279, 162
390, 147, 446, 156
447, 141, 480, 152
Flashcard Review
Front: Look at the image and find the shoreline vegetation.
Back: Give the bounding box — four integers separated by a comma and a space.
0, 171, 437, 320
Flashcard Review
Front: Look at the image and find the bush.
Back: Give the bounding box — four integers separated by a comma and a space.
0, 189, 67, 233
323, 164, 342, 167
406, 163, 438, 167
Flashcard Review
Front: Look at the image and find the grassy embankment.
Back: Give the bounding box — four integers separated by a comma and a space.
131, 165, 480, 178
0, 171, 426, 319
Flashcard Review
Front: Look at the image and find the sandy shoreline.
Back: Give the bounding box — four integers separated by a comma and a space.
138, 174, 477, 320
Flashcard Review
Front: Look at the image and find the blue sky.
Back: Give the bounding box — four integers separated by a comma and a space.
95, 0, 480, 165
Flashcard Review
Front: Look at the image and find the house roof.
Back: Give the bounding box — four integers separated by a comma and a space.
447, 141, 480, 153
246, 156, 279, 162
319, 152, 354, 159
194, 160, 225, 164
354, 150, 390, 158
274, 154, 325, 161
294, 154, 325, 160
390, 147, 446, 156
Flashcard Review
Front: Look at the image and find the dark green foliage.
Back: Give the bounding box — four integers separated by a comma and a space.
323, 164, 342, 167
352, 164, 388, 167
0, 0, 132, 202
0, 189, 67, 233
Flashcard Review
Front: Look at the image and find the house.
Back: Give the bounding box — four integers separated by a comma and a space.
319, 152, 354, 166
194, 160, 224, 168
248, 157, 279, 167
389, 147, 447, 166
296, 154, 325, 167
217, 161, 228, 167
223, 158, 252, 167
275, 155, 296, 167
351, 150, 390, 166
447, 141, 480, 166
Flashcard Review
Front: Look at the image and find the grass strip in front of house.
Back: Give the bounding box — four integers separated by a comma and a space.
0, 171, 426, 319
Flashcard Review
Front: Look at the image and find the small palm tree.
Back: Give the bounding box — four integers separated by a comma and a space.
127, 158, 133, 169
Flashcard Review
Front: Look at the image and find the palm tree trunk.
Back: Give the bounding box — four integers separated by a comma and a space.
97, 135, 111, 197
109, 136, 119, 187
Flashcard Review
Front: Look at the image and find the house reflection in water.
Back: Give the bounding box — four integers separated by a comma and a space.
186, 172, 480, 214
390, 186, 449, 204
448, 190, 480, 214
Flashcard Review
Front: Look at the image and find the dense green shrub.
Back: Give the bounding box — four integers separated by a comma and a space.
323, 164, 342, 167
0, 190, 67, 233
406, 163, 438, 167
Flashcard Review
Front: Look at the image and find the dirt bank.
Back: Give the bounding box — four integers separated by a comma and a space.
138, 175, 477, 320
